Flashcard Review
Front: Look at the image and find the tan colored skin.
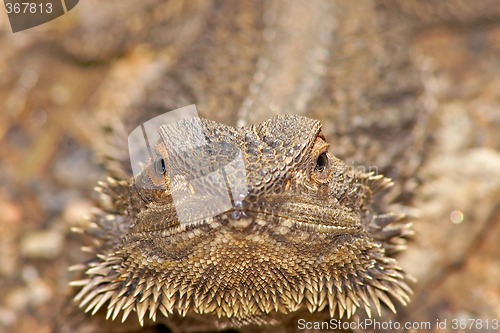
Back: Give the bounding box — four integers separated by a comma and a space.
58, 1, 500, 332
66, 115, 412, 333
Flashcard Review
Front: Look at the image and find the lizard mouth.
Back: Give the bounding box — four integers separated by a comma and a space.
149, 204, 361, 237
221, 207, 361, 234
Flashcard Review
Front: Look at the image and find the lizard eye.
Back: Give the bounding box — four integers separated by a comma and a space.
154, 157, 167, 176
315, 152, 328, 172
312, 150, 332, 184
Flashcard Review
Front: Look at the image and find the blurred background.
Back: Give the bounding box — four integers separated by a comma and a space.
0, 1, 499, 332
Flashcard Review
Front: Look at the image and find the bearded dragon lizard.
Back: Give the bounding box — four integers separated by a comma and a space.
53, 0, 454, 332
57, 112, 413, 333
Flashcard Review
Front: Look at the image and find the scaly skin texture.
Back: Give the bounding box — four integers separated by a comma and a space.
49, 1, 500, 332
66, 115, 412, 333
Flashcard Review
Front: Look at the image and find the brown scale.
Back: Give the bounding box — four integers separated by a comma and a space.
69, 115, 413, 332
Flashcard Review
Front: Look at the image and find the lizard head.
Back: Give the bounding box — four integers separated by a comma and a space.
73, 114, 413, 329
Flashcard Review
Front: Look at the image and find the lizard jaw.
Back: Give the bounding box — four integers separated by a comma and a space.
72, 212, 412, 328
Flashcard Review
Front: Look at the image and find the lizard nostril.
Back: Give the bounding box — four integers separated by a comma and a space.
315, 152, 328, 172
